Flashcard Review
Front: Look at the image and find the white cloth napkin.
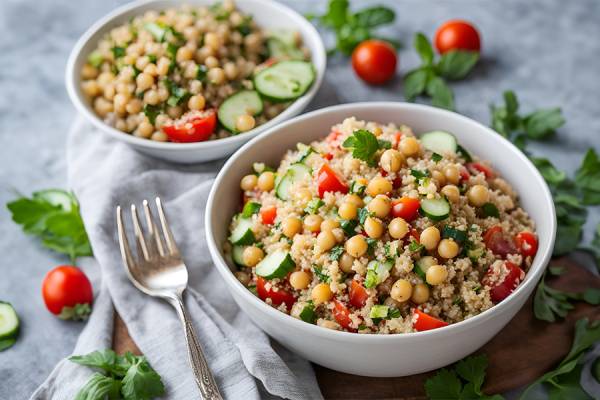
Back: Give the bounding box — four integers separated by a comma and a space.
31, 117, 323, 400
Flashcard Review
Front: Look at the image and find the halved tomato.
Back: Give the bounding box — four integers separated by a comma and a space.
316, 164, 348, 198
161, 109, 217, 142
391, 197, 421, 222
459, 167, 471, 181
483, 225, 516, 258
256, 277, 295, 311
260, 206, 277, 225
467, 162, 495, 179
413, 309, 448, 331
333, 300, 354, 330
514, 231, 538, 258
482, 261, 525, 303
349, 280, 369, 308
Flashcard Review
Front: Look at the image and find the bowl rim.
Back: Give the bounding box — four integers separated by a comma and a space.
206, 101, 557, 342
65, 0, 326, 151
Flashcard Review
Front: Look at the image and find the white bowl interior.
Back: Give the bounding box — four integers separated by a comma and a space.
66, 0, 326, 162
206, 102, 556, 376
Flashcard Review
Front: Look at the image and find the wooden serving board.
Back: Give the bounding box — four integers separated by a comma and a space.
113, 258, 600, 399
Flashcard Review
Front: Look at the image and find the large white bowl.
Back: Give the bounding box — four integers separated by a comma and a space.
66, 0, 326, 163
206, 102, 556, 377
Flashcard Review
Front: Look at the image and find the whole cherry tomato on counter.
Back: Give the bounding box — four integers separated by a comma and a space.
351, 40, 397, 85
42, 265, 93, 320
434, 20, 481, 54
162, 109, 217, 142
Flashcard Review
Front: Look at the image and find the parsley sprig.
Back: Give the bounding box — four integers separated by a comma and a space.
342, 129, 390, 166
306, 0, 399, 55
404, 33, 479, 111
69, 349, 165, 400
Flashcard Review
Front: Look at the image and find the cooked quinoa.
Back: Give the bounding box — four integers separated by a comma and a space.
80, 0, 313, 142
226, 117, 538, 334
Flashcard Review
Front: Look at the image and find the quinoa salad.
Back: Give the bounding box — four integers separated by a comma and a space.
226, 117, 538, 334
80, 0, 315, 143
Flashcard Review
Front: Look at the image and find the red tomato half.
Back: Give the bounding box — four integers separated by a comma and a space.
514, 231, 538, 258
482, 261, 524, 303
413, 309, 449, 331
391, 197, 421, 222
459, 167, 471, 181
260, 206, 277, 225
483, 226, 516, 258
161, 109, 217, 142
351, 40, 397, 85
256, 277, 295, 311
333, 300, 354, 330
316, 164, 348, 198
42, 265, 93, 316
349, 280, 369, 308
467, 162, 495, 179
434, 20, 481, 54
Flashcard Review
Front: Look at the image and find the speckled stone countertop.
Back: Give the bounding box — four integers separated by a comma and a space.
1, 0, 598, 397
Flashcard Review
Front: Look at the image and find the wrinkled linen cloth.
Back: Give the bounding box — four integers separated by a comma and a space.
31, 117, 323, 400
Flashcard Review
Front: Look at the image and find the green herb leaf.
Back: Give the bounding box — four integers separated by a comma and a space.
358, 207, 372, 224
320, 0, 349, 29
414, 33, 434, 65
111, 46, 126, 59
340, 219, 358, 236
366, 237, 377, 256
424, 368, 463, 399
441, 226, 468, 244
196, 64, 208, 81
58, 303, 92, 321
144, 22, 168, 42
342, 129, 382, 166
121, 354, 166, 400
299, 302, 317, 323
241, 202, 261, 218
427, 76, 454, 110
481, 202, 500, 218
575, 148, 600, 205
410, 169, 429, 180
69, 349, 130, 377
329, 245, 345, 261
74, 373, 122, 400
349, 180, 366, 196
436, 50, 479, 80
408, 240, 424, 253
403, 68, 429, 101
143, 104, 162, 125
304, 198, 324, 214
312, 265, 330, 283
523, 108, 565, 140
352, 6, 395, 28
432, 153, 443, 162
531, 157, 566, 186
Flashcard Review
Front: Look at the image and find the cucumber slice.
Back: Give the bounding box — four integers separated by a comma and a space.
254, 61, 315, 101
255, 250, 296, 279
218, 90, 263, 133
414, 256, 437, 281
275, 163, 312, 200
269, 29, 298, 47
296, 143, 315, 162
369, 305, 389, 319
267, 38, 304, 61
420, 198, 451, 221
420, 131, 458, 155
0, 302, 19, 341
232, 245, 247, 267
229, 217, 255, 245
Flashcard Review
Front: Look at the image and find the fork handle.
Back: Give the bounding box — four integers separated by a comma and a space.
169, 294, 223, 400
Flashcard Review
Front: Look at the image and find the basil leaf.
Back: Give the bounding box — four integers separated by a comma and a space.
523, 108, 565, 139
481, 203, 500, 218
143, 104, 162, 125
414, 32, 434, 65
74, 373, 121, 400
531, 157, 566, 186
436, 50, 479, 80
403, 68, 429, 101
353, 6, 395, 28
320, 0, 349, 29
427, 76, 454, 110
575, 148, 600, 205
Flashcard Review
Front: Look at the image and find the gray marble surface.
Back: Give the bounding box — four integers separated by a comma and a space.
1, 0, 598, 398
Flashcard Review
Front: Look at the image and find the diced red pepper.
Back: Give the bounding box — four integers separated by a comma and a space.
316, 164, 348, 198
256, 277, 295, 311
323, 152, 333, 160
260, 206, 277, 225
349, 280, 369, 308
482, 261, 525, 303
333, 300, 355, 331
459, 167, 471, 181
413, 309, 449, 331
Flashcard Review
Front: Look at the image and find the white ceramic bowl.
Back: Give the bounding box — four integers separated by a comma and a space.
206, 102, 556, 377
66, 0, 326, 164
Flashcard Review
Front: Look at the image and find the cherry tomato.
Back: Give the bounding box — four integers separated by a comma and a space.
256, 277, 295, 311
413, 309, 449, 331
392, 132, 403, 149
459, 167, 471, 181
260, 206, 277, 225
467, 162, 495, 179
434, 20, 481, 54
349, 280, 369, 308
482, 261, 524, 303
42, 265, 93, 318
351, 40, 398, 85
514, 231, 538, 258
391, 197, 421, 222
332, 300, 355, 330
161, 109, 217, 142
316, 164, 348, 198
483, 226, 516, 258
323, 152, 334, 161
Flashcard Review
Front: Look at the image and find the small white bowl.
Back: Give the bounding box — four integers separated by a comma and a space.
66, 0, 326, 164
206, 102, 556, 377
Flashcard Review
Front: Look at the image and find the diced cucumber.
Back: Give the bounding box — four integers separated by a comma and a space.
420, 198, 451, 221
229, 217, 255, 245
296, 143, 315, 162
255, 250, 296, 279
0, 302, 19, 341
254, 61, 315, 101
468, 247, 485, 261
420, 131, 458, 155
269, 29, 298, 47
242, 201, 261, 218
267, 37, 305, 61
364, 260, 393, 288
218, 90, 263, 133
232, 245, 247, 267
414, 256, 437, 281
275, 163, 312, 200
441, 226, 467, 244
369, 305, 389, 319
299, 302, 317, 323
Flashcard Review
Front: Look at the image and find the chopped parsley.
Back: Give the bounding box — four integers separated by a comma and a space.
342, 129, 389, 166
366, 237, 377, 256
111, 46, 126, 59
143, 104, 162, 125
432, 152, 443, 162
358, 207, 372, 224
349, 180, 367, 196
441, 226, 467, 244
410, 169, 430, 180
425, 354, 497, 399
481, 202, 500, 218
304, 198, 324, 214
408, 240, 424, 253
329, 245, 345, 261
312, 265, 330, 283
340, 219, 358, 236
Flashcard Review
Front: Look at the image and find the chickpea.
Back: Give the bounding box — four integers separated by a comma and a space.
390, 279, 413, 302
311, 283, 333, 305
94, 97, 113, 118
411, 283, 430, 304
368, 195, 391, 218
294, 189, 312, 208
156, 57, 171, 76
81, 64, 98, 79
426, 264, 448, 285
113, 93, 128, 115
431, 170, 446, 186
399, 136, 420, 157
126, 98, 143, 114
316, 230, 336, 253
289, 271, 311, 290
235, 114, 256, 132
444, 165, 460, 185
304, 215, 323, 233
420, 226, 441, 250
345, 235, 368, 258
338, 202, 358, 220
438, 239, 459, 259
282, 217, 302, 238
143, 90, 160, 105
234, 270, 251, 286
207, 67, 225, 84
367, 177, 392, 197
257, 171, 275, 191
242, 246, 264, 267
380, 149, 404, 173
388, 217, 409, 239
223, 62, 238, 80
364, 217, 384, 239
188, 95, 206, 111
467, 185, 490, 207
345, 194, 364, 208
441, 185, 460, 203
204, 32, 221, 50
320, 219, 340, 232
204, 55, 219, 69
339, 253, 355, 273
176, 46, 193, 62
81, 80, 101, 97
137, 121, 154, 138
240, 174, 257, 191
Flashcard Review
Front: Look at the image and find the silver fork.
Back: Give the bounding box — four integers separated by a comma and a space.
116, 197, 223, 400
